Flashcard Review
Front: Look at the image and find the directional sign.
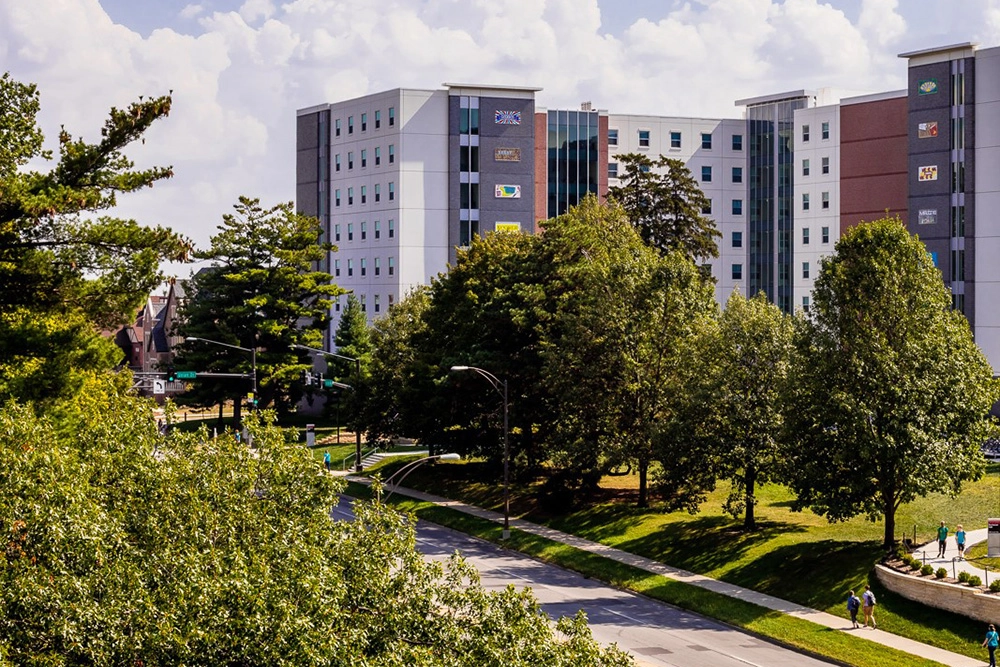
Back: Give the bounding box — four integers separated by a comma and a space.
153, 379, 166, 395
175, 371, 197, 380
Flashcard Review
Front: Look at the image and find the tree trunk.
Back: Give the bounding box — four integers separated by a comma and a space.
744, 462, 757, 531
638, 457, 649, 508
233, 395, 242, 432
883, 487, 897, 549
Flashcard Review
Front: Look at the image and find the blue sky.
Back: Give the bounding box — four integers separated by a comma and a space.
1, 0, 995, 275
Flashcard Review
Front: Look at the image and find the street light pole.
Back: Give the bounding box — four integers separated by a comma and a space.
450, 365, 510, 540
381, 453, 461, 501
185, 336, 258, 419
291, 343, 363, 472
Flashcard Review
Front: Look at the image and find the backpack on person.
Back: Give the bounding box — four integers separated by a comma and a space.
864, 590, 876, 606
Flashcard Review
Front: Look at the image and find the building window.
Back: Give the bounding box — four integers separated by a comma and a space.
608, 129, 618, 146
360, 185, 367, 204
335, 154, 341, 172
732, 166, 743, 183
348, 152, 354, 170
388, 219, 395, 238
608, 162, 618, 179
389, 144, 395, 164
360, 294, 366, 312
347, 223, 354, 241
821, 191, 830, 209
389, 107, 395, 126
361, 113, 367, 132
701, 132, 712, 149
374, 220, 381, 239
335, 118, 341, 137
347, 187, 354, 206
670, 131, 681, 148
347, 259, 353, 277
802, 262, 810, 279
361, 221, 367, 240
822, 156, 829, 174
361, 149, 367, 168
388, 293, 394, 306
334, 259, 340, 277
360, 258, 367, 276
802, 227, 810, 244
702, 199, 712, 215
374, 184, 381, 202
388, 256, 395, 275
802, 124, 810, 142
388, 182, 395, 201
334, 224, 341, 242
374, 294, 380, 313
348, 116, 354, 134
638, 130, 650, 147
732, 199, 743, 215
802, 159, 810, 176
802, 193, 810, 210
701, 165, 712, 182
460, 182, 479, 209
335, 300, 340, 312
374, 257, 380, 276
375, 109, 381, 129
822, 226, 830, 244
732, 263, 743, 280
732, 134, 743, 151
802, 296, 810, 311
460, 145, 480, 172
375, 146, 381, 166
732, 231, 743, 247
821, 121, 829, 140
335, 189, 341, 207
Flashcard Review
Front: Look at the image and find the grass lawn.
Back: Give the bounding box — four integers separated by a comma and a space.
373, 460, 1000, 661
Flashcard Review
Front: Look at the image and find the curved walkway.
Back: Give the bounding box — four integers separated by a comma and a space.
912, 528, 999, 582
346, 476, 981, 667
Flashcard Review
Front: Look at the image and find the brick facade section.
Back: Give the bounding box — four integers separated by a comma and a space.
840, 97, 908, 232
534, 112, 548, 224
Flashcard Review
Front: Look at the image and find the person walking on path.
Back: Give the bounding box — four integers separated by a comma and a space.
956, 524, 966, 560
323, 451, 331, 471
846, 590, 861, 629
937, 521, 949, 558
983, 623, 999, 667
862, 585, 877, 629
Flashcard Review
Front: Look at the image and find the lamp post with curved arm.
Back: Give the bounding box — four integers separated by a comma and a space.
381, 453, 461, 501
450, 365, 510, 540
185, 336, 257, 418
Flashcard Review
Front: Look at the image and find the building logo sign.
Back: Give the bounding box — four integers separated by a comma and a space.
917, 121, 938, 138
495, 110, 521, 125
918, 79, 938, 95
495, 184, 521, 198
918, 165, 938, 181
495, 222, 521, 232
918, 208, 937, 225
494, 147, 521, 162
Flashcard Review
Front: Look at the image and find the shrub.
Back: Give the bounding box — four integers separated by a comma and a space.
906, 556, 920, 570
921, 564, 934, 576
936, 568, 947, 579
959, 571, 972, 583
969, 575, 983, 587
989, 580, 1000, 593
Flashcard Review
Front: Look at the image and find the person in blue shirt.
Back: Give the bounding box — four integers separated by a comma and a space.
323, 451, 331, 471
956, 524, 966, 560
846, 590, 861, 628
984, 623, 999, 667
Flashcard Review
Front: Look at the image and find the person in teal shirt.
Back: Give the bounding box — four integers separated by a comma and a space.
983, 623, 999, 667
956, 524, 966, 560
937, 521, 948, 558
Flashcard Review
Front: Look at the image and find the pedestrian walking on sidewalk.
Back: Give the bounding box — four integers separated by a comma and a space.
956, 524, 966, 559
983, 623, 999, 667
846, 590, 861, 628
937, 521, 949, 558
862, 585, 877, 629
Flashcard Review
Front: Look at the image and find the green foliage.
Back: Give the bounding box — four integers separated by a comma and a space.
959, 571, 971, 583
988, 579, 1000, 593
935, 567, 947, 579
0, 376, 630, 666
969, 575, 982, 587
175, 196, 339, 417
782, 216, 1000, 546
0, 72, 190, 406
607, 152, 720, 261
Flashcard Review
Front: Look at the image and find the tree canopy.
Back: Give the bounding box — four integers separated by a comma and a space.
781, 216, 1000, 547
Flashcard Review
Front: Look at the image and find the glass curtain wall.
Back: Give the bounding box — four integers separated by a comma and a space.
548, 110, 600, 219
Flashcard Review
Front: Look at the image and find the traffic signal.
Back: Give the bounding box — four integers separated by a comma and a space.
165, 366, 177, 382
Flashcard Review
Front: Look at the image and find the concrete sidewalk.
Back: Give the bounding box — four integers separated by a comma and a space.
348, 476, 985, 667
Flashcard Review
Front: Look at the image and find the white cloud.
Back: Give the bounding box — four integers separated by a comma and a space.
180, 4, 204, 20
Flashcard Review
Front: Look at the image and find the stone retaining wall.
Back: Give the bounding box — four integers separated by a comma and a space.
875, 564, 1000, 623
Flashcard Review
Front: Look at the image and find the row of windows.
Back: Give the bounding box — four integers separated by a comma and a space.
801, 157, 831, 176
608, 128, 744, 151
334, 219, 396, 242
334, 292, 394, 314
729, 262, 815, 281
801, 192, 831, 210
334, 182, 395, 207
335, 144, 395, 172
800, 226, 832, 244
334, 107, 395, 137
801, 121, 831, 142
333, 256, 396, 278
608, 163, 745, 183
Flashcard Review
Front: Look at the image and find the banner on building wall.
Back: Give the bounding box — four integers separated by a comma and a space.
918, 121, 938, 138
495, 222, 521, 232
918, 79, 939, 95
918, 165, 938, 181
929, 251, 939, 267
495, 110, 521, 125
494, 147, 521, 162
495, 184, 521, 198
918, 208, 938, 225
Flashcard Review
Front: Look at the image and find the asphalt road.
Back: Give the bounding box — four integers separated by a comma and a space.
333, 497, 834, 667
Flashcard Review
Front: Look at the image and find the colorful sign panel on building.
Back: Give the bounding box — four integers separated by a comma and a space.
495, 184, 521, 198
918, 208, 937, 225
495, 222, 521, 232
918, 121, 938, 138
494, 147, 521, 162
918, 79, 938, 95
918, 165, 938, 181
495, 110, 521, 125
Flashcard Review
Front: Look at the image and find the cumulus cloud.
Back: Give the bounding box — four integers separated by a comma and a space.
1, 0, 995, 273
